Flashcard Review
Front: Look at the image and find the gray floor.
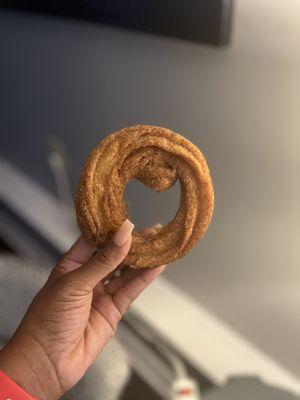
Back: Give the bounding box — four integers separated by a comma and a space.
204, 377, 298, 400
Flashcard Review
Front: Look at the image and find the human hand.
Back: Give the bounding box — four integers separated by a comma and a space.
0, 220, 166, 399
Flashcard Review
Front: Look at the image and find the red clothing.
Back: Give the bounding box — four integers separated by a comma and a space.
0, 370, 37, 400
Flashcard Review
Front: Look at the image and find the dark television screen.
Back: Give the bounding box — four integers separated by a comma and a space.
1, 0, 234, 46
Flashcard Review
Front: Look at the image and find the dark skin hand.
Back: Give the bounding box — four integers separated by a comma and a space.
0, 220, 166, 399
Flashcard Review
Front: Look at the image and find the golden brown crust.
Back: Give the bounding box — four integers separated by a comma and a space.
75, 125, 214, 269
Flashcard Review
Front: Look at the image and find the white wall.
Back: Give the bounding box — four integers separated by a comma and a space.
167, 0, 300, 376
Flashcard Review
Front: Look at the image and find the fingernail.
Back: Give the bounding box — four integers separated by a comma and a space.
113, 219, 134, 246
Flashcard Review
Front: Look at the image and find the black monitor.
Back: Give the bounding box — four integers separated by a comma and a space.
1, 0, 233, 46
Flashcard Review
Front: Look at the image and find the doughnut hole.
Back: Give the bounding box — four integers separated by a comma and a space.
124, 179, 181, 231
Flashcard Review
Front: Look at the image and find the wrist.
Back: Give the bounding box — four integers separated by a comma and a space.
0, 336, 63, 400
0, 341, 44, 399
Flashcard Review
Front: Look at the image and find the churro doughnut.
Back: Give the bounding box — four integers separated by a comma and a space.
76, 125, 214, 269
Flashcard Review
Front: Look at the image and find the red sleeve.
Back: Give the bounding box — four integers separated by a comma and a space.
0, 370, 38, 400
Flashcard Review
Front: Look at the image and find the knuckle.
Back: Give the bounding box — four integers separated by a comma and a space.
58, 255, 82, 272
97, 245, 121, 268
58, 273, 92, 295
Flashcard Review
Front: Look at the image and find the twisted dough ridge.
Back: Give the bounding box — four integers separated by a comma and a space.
76, 125, 214, 269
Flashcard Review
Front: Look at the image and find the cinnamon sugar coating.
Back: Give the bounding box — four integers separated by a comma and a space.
76, 125, 214, 269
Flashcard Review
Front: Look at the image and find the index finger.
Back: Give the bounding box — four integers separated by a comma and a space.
112, 265, 166, 316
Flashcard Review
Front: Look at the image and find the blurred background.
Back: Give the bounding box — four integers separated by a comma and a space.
0, 0, 300, 399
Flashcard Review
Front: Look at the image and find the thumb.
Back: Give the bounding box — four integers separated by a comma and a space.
67, 219, 134, 290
